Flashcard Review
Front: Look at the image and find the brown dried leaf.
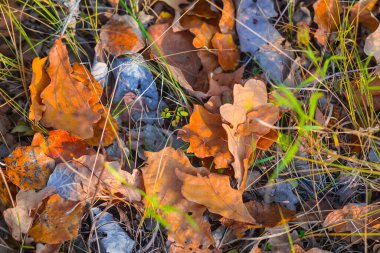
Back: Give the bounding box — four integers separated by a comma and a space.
364, 25, 380, 63
29, 194, 84, 244
100, 14, 145, 56
141, 147, 213, 251
245, 201, 296, 227
211, 33, 240, 71
313, 0, 341, 45
40, 39, 101, 139
29, 57, 49, 123
4, 146, 55, 190
350, 0, 379, 32
178, 171, 255, 224
148, 22, 208, 98
178, 105, 232, 168
3, 187, 54, 241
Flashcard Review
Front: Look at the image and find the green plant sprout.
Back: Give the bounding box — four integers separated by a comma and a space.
161, 107, 189, 127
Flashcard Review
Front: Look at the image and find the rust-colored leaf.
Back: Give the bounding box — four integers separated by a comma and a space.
178, 171, 256, 224
148, 22, 209, 98
211, 32, 240, 71
219, 0, 235, 34
178, 105, 233, 168
4, 146, 55, 190
190, 22, 219, 48
141, 148, 213, 251
350, 0, 379, 32
40, 39, 101, 139
29, 57, 49, 123
100, 14, 145, 56
29, 194, 84, 244
32, 130, 89, 162
313, 0, 341, 45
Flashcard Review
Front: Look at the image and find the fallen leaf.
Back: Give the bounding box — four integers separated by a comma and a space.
141, 147, 213, 251
190, 22, 219, 48
313, 0, 341, 45
219, 0, 235, 34
353, 78, 380, 111
323, 203, 380, 242
364, 24, 380, 63
350, 0, 379, 32
40, 39, 101, 139
29, 194, 84, 244
4, 146, 55, 190
32, 130, 90, 162
29, 57, 49, 124
188, 0, 219, 19
148, 22, 208, 98
3, 187, 54, 240
0, 177, 14, 211
178, 171, 255, 224
211, 33, 240, 71
100, 14, 145, 56
178, 105, 233, 168
207, 65, 245, 97
236, 0, 294, 82
245, 200, 296, 227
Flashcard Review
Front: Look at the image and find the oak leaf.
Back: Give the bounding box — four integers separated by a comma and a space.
313, 0, 341, 45
100, 14, 145, 56
141, 147, 213, 251
219, 0, 235, 34
3, 187, 54, 240
245, 201, 296, 227
178, 171, 255, 224
211, 32, 240, 71
178, 105, 233, 168
190, 22, 219, 48
29, 194, 84, 244
40, 39, 101, 140
4, 146, 55, 190
29, 57, 49, 123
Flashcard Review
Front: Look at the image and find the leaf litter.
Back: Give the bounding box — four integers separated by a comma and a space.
1, 0, 380, 252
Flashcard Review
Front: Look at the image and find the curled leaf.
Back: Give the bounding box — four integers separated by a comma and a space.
313, 0, 341, 45
211, 32, 240, 71
29, 57, 49, 123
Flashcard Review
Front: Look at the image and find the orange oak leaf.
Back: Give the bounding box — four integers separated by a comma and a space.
178, 171, 255, 224
4, 146, 55, 190
190, 22, 219, 48
148, 22, 209, 98
178, 105, 232, 168
32, 130, 90, 162
219, 0, 235, 34
29, 57, 49, 123
40, 39, 101, 140
141, 147, 213, 251
313, 0, 341, 45
29, 194, 84, 244
211, 32, 240, 71
350, 0, 379, 32
100, 14, 145, 56
3, 187, 54, 241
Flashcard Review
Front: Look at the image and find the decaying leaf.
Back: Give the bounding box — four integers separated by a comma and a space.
4, 146, 55, 190
178, 171, 255, 224
323, 203, 380, 238
100, 14, 145, 56
220, 79, 279, 187
32, 130, 90, 162
29, 194, 84, 244
211, 32, 240, 71
350, 0, 379, 32
40, 39, 101, 139
141, 147, 213, 251
29, 57, 49, 123
178, 105, 233, 168
236, 0, 294, 82
313, 0, 341, 45
364, 25, 380, 63
148, 22, 208, 98
353, 78, 380, 112
3, 187, 54, 241
245, 201, 296, 227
